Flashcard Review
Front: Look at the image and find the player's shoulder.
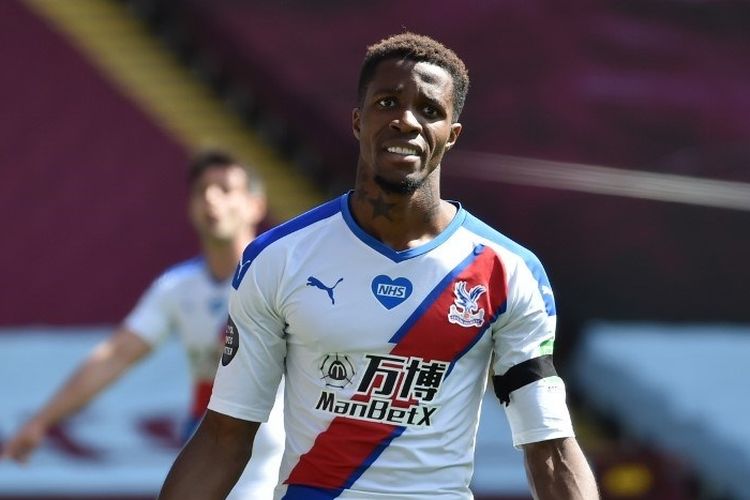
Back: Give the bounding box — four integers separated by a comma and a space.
152, 256, 207, 288
247, 195, 342, 257
232, 195, 343, 289
461, 211, 555, 313
461, 211, 544, 270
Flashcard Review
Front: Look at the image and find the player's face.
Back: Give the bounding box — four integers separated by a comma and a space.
188, 165, 264, 243
352, 58, 462, 195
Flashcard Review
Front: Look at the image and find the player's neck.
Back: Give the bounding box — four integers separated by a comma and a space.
349, 186, 456, 251
201, 234, 253, 281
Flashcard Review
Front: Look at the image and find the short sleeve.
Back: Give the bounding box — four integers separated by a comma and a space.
123, 276, 175, 346
491, 257, 573, 447
491, 257, 556, 375
208, 257, 286, 422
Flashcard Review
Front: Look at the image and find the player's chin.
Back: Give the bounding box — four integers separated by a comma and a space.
204, 227, 235, 242
374, 174, 424, 195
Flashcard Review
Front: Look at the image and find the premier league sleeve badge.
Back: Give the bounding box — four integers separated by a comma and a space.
221, 315, 239, 366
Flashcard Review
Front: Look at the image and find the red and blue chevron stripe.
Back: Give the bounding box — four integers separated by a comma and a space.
282, 244, 508, 499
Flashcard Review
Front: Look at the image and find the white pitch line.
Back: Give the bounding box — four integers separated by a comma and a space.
448, 152, 750, 212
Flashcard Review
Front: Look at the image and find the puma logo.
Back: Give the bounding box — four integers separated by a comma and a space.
306, 276, 344, 305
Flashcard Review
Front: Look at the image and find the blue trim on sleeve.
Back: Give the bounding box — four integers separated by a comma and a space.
232, 198, 342, 289
340, 192, 466, 263
462, 213, 556, 316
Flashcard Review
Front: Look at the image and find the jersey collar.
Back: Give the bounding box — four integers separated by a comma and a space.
339, 191, 466, 263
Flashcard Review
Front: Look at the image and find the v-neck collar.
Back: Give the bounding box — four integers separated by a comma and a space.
339, 192, 466, 263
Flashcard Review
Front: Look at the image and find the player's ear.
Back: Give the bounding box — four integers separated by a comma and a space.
352, 107, 361, 140
445, 122, 462, 151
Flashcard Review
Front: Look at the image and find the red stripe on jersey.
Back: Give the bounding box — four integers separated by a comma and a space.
285, 246, 507, 492
284, 418, 397, 490
191, 380, 214, 419
392, 246, 506, 360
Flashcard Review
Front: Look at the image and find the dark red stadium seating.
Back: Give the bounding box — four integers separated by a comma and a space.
0, 1, 193, 325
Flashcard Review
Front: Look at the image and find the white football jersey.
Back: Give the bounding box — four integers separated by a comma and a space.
125, 257, 284, 500
210, 194, 573, 499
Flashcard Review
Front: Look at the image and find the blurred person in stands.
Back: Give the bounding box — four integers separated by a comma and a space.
159, 33, 599, 500
1, 149, 284, 499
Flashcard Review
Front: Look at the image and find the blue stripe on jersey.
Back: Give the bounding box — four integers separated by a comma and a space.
343, 426, 406, 491
232, 197, 341, 289
462, 213, 557, 316
389, 245, 483, 343
283, 485, 342, 500
340, 192, 467, 263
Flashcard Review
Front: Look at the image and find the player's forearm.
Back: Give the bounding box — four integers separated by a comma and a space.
159, 410, 258, 500
2, 332, 149, 463
523, 437, 599, 500
33, 358, 126, 427
33, 330, 150, 428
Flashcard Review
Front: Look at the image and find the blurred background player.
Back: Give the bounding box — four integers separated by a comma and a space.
1, 149, 285, 499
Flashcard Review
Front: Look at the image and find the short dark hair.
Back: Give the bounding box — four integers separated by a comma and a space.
187, 149, 264, 194
357, 32, 470, 122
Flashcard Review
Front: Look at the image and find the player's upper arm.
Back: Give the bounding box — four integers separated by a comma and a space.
491, 254, 556, 378
123, 274, 177, 346
209, 251, 286, 422
490, 254, 573, 447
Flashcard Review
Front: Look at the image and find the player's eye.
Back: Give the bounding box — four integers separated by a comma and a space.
422, 104, 445, 119
377, 97, 396, 108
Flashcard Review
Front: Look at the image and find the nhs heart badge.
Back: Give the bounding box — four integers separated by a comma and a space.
371, 275, 413, 309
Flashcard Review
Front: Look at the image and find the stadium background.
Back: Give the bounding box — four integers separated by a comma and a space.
1, 0, 749, 498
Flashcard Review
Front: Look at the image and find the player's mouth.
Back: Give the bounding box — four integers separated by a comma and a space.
204, 213, 221, 225
382, 142, 424, 163
386, 145, 420, 156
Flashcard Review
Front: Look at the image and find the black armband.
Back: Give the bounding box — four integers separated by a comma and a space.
493, 355, 557, 406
